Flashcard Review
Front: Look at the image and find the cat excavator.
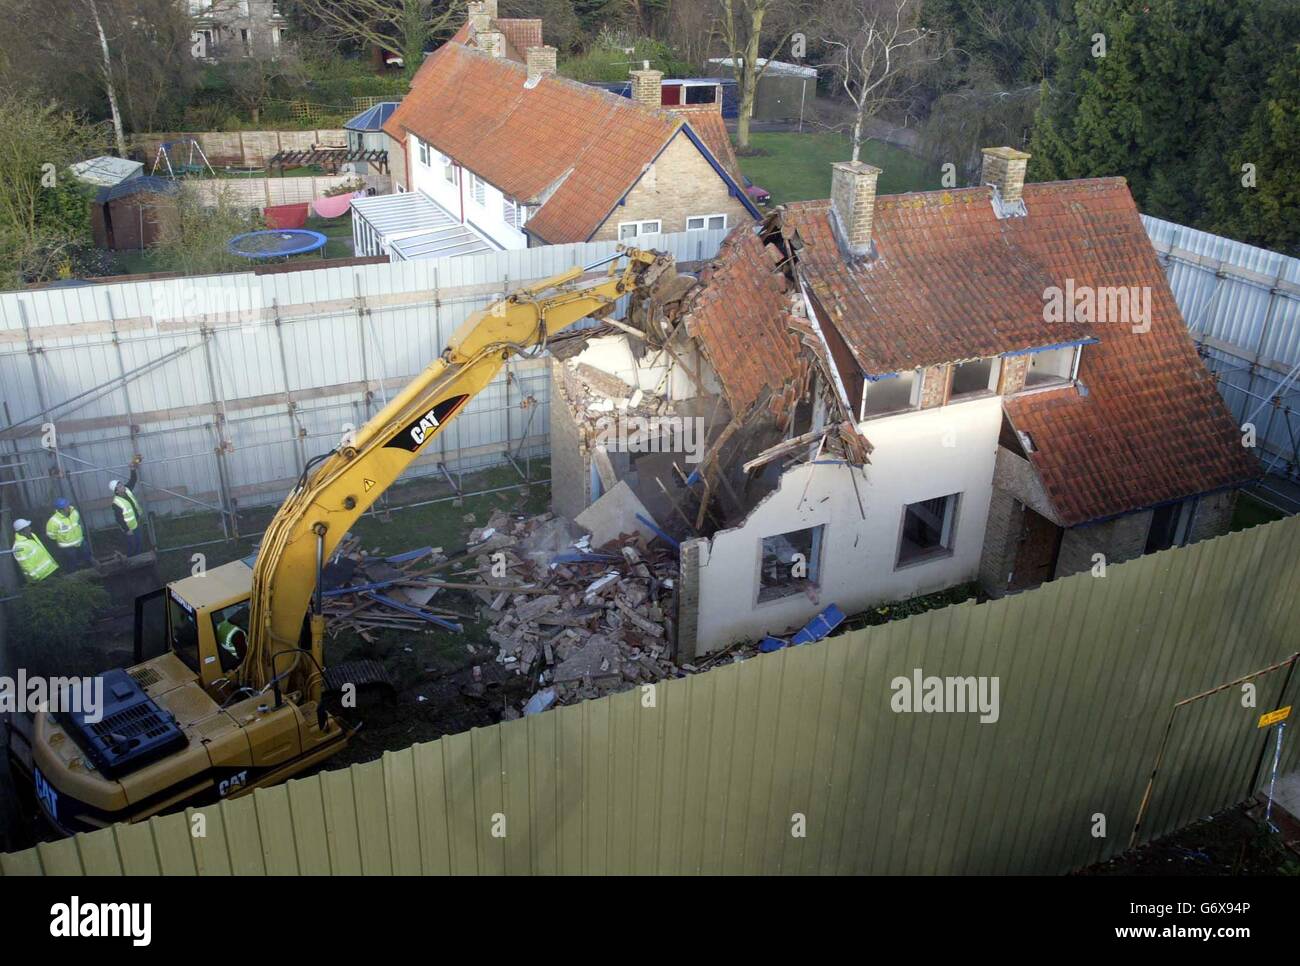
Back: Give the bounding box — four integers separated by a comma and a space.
8, 247, 676, 835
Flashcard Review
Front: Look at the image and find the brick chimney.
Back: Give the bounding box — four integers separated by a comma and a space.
830, 161, 881, 257
526, 46, 556, 86
476, 29, 505, 58
980, 146, 1031, 206
629, 62, 663, 109
467, 1, 491, 35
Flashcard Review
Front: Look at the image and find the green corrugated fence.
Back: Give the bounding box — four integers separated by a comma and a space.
3, 514, 1299, 874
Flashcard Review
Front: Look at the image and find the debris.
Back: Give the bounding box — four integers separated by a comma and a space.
523, 689, 557, 715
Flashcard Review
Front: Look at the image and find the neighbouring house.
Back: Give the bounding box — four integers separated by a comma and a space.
550, 148, 1259, 656
343, 102, 399, 179
188, 0, 290, 60
373, 0, 759, 256
91, 177, 181, 251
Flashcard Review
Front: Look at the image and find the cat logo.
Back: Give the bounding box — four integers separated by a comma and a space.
363, 478, 376, 492
219, 770, 249, 797
385, 394, 470, 453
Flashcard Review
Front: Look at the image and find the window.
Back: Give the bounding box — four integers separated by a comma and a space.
417, 139, 430, 167
210, 602, 250, 673
168, 593, 200, 674
950, 357, 1000, 398
1024, 345, 1079, 389
758, 526, 824, 602
618, 220, 661, 240
898, 494, 960, 567
238, 0, 250, 15
272, 26, 284, 50
443, 155, 458, 185
240, 28, 252, 55
503, 196, 517, 227
470, 173, 486, 206
861, 371, 919, 419
686, 214, 728, 232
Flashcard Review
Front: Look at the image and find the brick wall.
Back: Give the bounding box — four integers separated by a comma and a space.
589, 132, 752, 241
1190, 490, 1238, 543
979, 484, 1024, 595
999, 355, 1028, 394
1054, 510, 1153, 579
549, 360, 592, 520
919, 365, 950, 409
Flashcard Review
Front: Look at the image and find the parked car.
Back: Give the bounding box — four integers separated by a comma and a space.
743, 175, 771, 206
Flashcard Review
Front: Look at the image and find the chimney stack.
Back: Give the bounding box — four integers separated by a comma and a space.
467, 1, 490, 34
477, 29, 505, 58
526, 45, 557, 86
629, 62, 663, 109
830, 161, 881, 257
980, 146, 1031, 206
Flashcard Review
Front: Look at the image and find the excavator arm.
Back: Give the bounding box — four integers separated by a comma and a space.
243, 247, 674, 698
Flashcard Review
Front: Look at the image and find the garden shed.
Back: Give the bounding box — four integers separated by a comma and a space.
91, 177, 181, 252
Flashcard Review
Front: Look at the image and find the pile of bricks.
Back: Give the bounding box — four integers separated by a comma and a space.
466, 509, 684, 713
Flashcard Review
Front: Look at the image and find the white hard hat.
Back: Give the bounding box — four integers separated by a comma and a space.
13, 519, 30, 531
108, 479, 119, 493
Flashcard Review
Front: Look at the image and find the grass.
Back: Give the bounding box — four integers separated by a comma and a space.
108, 211, 355, 276
737, 132, 940, 205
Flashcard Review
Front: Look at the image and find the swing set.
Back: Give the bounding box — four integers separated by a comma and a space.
150, 137, 217, 178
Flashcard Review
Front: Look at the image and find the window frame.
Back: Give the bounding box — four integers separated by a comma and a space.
686, 213, 728, 232
949, 357, 1002, 400
470, 172, 486, 206
617, 219, 662, 240
417, 139, 430, 168
895, 493, 961, 569
860, 370, 922, 421
756, 524, 825, 604
1021, 344, 1082, 391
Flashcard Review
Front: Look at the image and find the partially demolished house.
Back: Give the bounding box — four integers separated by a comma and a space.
551, 148, 1259, 655
379, 0, 758, 252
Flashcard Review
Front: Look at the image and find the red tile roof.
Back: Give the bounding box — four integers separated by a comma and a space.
780, 177, 1257, 524
684, 227, 808, 419
384, 42, 687, 243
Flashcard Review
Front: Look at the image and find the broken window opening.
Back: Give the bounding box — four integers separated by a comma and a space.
861, 370, 919, 420
898, 494, 960, 567
758, 525, 824, 602
950, 357, 1000, 399
1023, 345, 1079, 389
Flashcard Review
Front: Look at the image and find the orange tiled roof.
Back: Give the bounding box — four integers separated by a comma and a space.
685, 227, 807, 418
384, 42, 714, 244
775, 177, 1257, 524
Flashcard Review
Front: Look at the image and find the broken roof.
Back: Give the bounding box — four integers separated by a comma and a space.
693, 177, 1256, 525
383, 42, 755, 244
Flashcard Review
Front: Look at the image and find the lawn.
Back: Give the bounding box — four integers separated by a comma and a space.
109, 212, 354, 276
737, 132, 940, 205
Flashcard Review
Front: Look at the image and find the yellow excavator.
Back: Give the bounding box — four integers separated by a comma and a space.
7, 247, 675, 835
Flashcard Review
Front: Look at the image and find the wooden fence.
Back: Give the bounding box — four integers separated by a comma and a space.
134, 130, 349, 168
3, 514, 1298, 875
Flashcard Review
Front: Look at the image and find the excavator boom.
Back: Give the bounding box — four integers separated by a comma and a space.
244, 247, 674, 697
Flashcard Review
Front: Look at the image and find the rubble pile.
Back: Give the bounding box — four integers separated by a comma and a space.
465, 508, 683, 711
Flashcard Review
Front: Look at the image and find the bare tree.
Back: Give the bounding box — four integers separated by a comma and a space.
87, 0, 127, 154
816, 0, 935, 162
218, 51, 308, 125
298, 0, 465, 76
716, 0, 804, 149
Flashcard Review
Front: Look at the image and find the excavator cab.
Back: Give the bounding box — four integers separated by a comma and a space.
135, 556, 257, 698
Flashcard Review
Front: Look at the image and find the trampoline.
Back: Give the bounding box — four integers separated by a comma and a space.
227, 229, 328, 260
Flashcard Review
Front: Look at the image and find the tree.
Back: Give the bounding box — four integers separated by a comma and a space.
0, 90, 106, 287
816, 0, 935, 162
716, 0, 805, 149
153, 185, 264, 277
298, 0, 465, 76
216, 51, 308, 125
